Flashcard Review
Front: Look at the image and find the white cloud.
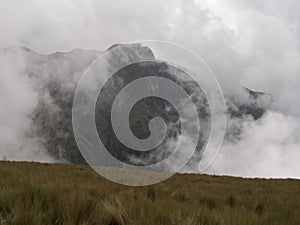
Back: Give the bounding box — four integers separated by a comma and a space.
0, 0, 299, 177
208, 111, 300, 178
0, 49, 53, 162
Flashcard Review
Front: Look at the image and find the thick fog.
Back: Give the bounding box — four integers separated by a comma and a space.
0, 0, 299, 178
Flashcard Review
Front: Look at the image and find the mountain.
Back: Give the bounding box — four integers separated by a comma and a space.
0, 44, 271, 166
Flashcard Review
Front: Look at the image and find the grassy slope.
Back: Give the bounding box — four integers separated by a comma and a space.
0, 161, 299, 225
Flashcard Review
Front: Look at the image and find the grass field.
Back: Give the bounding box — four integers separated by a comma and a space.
0, 161, 299, 225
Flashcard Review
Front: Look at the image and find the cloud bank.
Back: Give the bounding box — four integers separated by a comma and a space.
0, 0, 299, 177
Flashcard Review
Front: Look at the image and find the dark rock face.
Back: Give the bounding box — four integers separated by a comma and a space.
1, 44, 271, 164
227, 88, 270, 120
94, 60, 211, 167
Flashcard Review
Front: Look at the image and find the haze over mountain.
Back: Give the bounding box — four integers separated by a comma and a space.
0, 44, 270, 173
1, 0, 300, 179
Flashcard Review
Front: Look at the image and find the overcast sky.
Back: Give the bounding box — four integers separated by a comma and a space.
0, 0, 299, 178
0, 0, 299, 98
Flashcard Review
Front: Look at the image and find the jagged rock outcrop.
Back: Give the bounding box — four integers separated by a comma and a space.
0, 44, 271, 164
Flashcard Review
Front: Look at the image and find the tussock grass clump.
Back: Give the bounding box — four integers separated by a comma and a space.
227, 195, 236, 208
146, 187, 155, 201
102, 197, 132, 225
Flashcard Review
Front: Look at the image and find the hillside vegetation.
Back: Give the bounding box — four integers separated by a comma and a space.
0, 161, 299, 225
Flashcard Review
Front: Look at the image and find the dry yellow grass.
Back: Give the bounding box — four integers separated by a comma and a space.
0, 161, 299, 225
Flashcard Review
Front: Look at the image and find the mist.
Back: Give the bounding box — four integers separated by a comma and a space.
0, 0, 299, 178
0, 48, 54, 162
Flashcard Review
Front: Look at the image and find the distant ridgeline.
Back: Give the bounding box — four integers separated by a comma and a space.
0, 44, 271, 166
